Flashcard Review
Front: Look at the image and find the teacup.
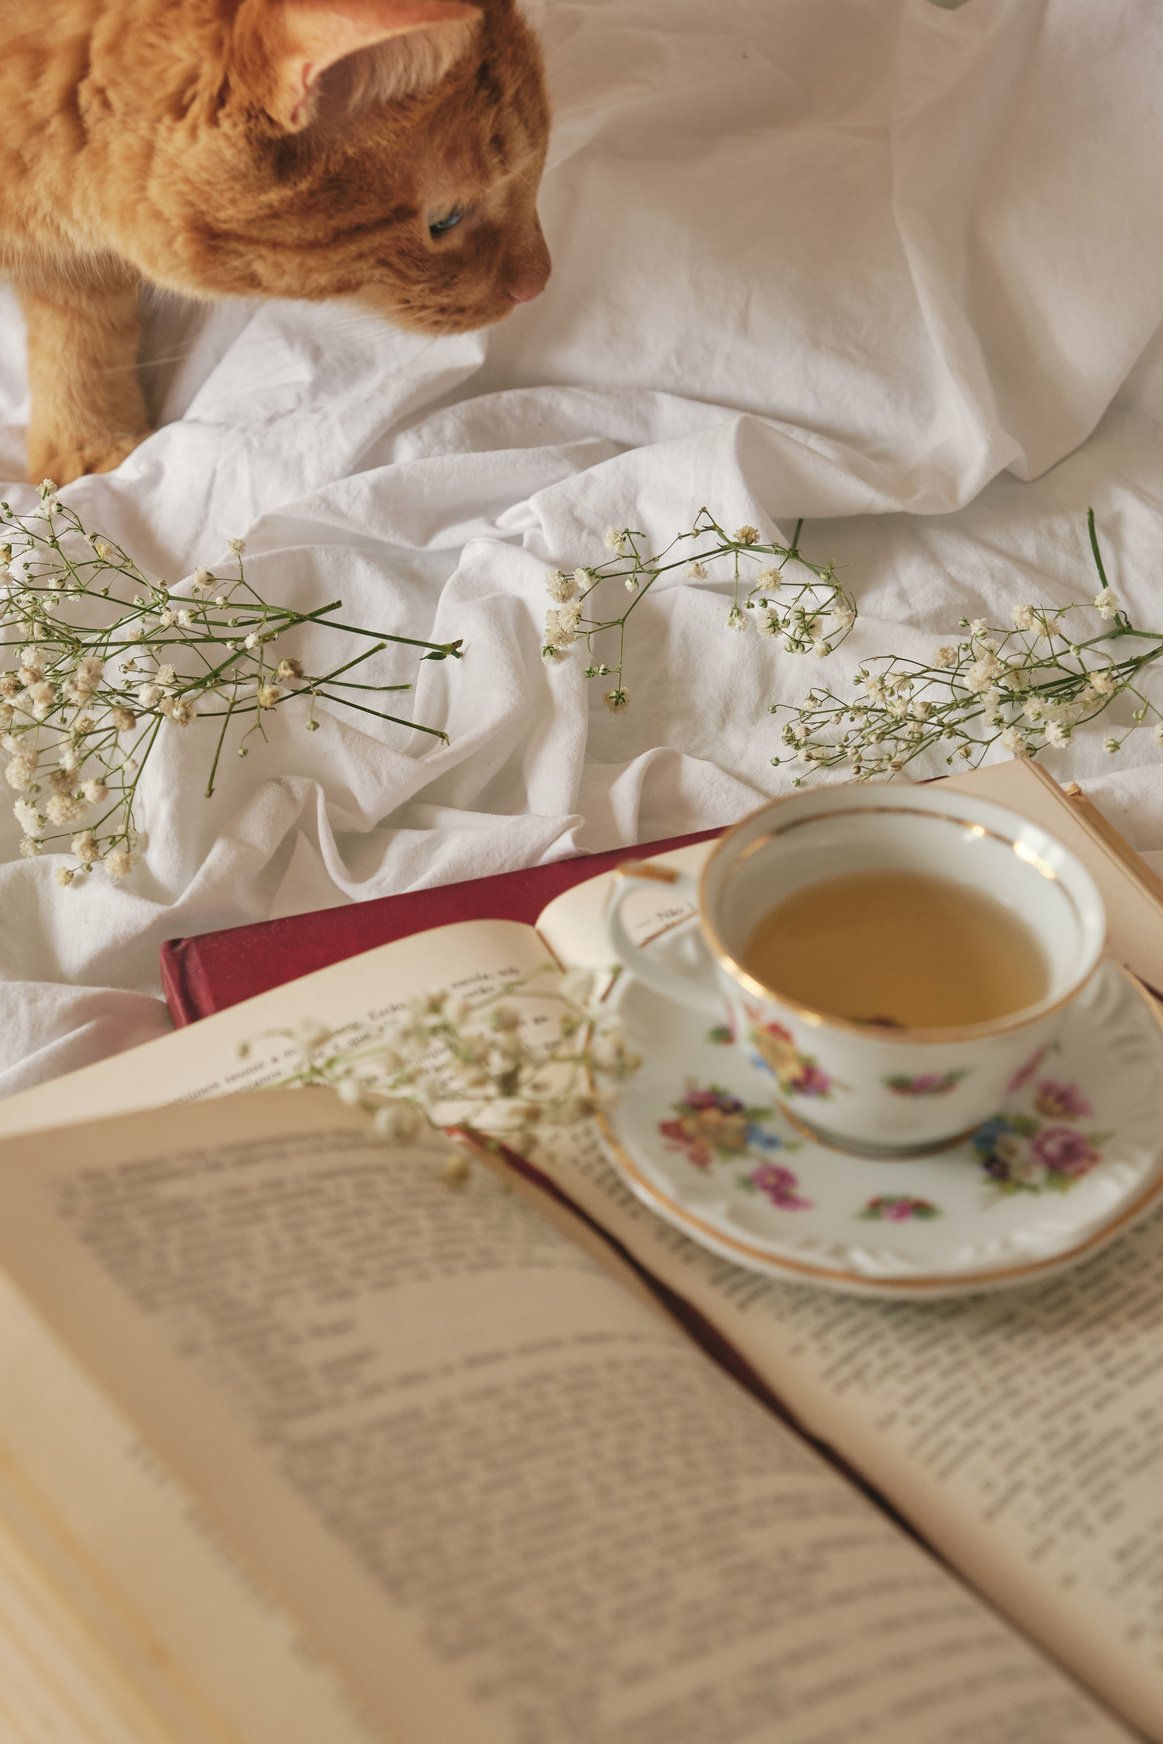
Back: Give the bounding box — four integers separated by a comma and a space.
605, 785, 1107, 1154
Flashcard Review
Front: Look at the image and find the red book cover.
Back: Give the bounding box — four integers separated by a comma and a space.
160, 828, 724, 1025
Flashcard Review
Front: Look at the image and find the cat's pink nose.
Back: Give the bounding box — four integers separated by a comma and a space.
508, 274, 545, 304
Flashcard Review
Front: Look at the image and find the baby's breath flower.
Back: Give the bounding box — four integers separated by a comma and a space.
55, 866, 74, 887
256, 683, 281, 709
5, 750, 37, 790
81, 778, 107, 804
1094, 589, 1119, 619
1087, 667, 1116, 696
603, 527, 628, 554
228, 537, 246, 555
1012, 604, 1037, 631
686, 561, 707, 579
373, 1101, 425, 1143
604, 686, 630, 712
726, 604, 746, 632
193, 568, 214, 589
243, 632, 260, 651
963, 655, 1000, 695
45, 791, 85, 826
735, 525, 759, 545
103, 847, 133, 880
544, 569, 576, 602
276, 657, 303, 681
13, 798, 41, 835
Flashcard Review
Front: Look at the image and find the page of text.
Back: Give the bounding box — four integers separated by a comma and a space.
0, 1093, 1133, 1744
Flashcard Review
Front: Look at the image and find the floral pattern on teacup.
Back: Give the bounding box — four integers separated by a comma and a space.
973, 1100, 1109, 1198
746, 1012, 838, 1098
858, 1195, 941, 1222
1032, 1079, 1094, 1121
658, 1083, 792, 1169
1005, 1045, 1047, 1098
739, 1162, 814, 1212
883, 1069, 967, 1098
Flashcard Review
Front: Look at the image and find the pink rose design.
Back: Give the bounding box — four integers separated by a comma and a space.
881, 1198, 918, 1221
749, 1162, 813, 1211
791, 1062, 832, 1098
1033, 1080, 1093, 1122
1030, 1125, 1100, 1179
658, 1118, 714, 1168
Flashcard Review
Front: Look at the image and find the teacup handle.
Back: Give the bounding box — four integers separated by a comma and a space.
605, 867, 724, 1016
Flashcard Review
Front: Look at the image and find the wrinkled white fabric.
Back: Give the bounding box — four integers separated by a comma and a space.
0, 0, 1161, 1091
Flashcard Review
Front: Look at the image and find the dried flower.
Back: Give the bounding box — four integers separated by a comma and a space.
0, 498, 461, 883
770, 513, 1160, 782
543, 508, 849, 718
256, 964, 640, 1166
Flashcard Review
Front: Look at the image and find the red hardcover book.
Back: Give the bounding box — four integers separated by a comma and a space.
160, 828, 724, 1025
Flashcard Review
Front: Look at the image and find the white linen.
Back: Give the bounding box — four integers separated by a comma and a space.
0, 0, 1161, 1092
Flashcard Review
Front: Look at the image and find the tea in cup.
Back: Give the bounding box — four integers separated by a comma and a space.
605, 785, 1106, 1154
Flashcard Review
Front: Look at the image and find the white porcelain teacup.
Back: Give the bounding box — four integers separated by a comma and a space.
605, 785, 1107, 1155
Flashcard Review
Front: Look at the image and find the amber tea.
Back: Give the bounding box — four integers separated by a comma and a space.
740, 869, 1051, 1029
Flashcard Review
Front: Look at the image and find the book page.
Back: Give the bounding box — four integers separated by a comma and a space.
0, 1092, 1133, 1744
530, 1123, 1163, 1742
0, 918, 557, 1138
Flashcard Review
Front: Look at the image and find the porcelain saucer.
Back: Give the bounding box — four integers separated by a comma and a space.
597, 959, 1163, 1298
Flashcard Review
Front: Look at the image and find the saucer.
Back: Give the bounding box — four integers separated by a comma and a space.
597, 959, 1163, 1298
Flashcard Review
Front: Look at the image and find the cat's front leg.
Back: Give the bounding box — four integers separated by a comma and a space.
19, 260, 153, 485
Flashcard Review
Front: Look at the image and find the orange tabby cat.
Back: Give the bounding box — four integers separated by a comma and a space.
0, 0, 550, 483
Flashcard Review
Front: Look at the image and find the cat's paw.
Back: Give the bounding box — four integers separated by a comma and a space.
26, 428, 152, 486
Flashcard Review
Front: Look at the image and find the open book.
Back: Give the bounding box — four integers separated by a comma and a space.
0, 759, 1161, 1744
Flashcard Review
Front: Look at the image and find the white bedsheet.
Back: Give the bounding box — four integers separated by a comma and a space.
1, 0, 1161, 1092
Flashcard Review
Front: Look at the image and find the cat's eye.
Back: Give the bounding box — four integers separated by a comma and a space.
428, 207, 465, 239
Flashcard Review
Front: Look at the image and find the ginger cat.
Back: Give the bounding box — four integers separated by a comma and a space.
0, 0, 550, 484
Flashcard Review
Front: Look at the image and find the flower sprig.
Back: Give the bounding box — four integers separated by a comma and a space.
770, 511, 1162, 782
255, 966, 640, 1175
1, 484, 462, 882
542, 508, 851, 713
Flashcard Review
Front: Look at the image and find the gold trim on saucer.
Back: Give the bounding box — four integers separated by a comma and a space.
595, 966, 1163, 1295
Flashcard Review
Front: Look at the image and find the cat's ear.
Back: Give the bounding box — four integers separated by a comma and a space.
244, 0, 482, 130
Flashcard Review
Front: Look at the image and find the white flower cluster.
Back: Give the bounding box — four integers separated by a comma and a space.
540, 510, 850, 715
0, 491, 460, 884
771, 532, 1161, 782
258, 966, 642, 1169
